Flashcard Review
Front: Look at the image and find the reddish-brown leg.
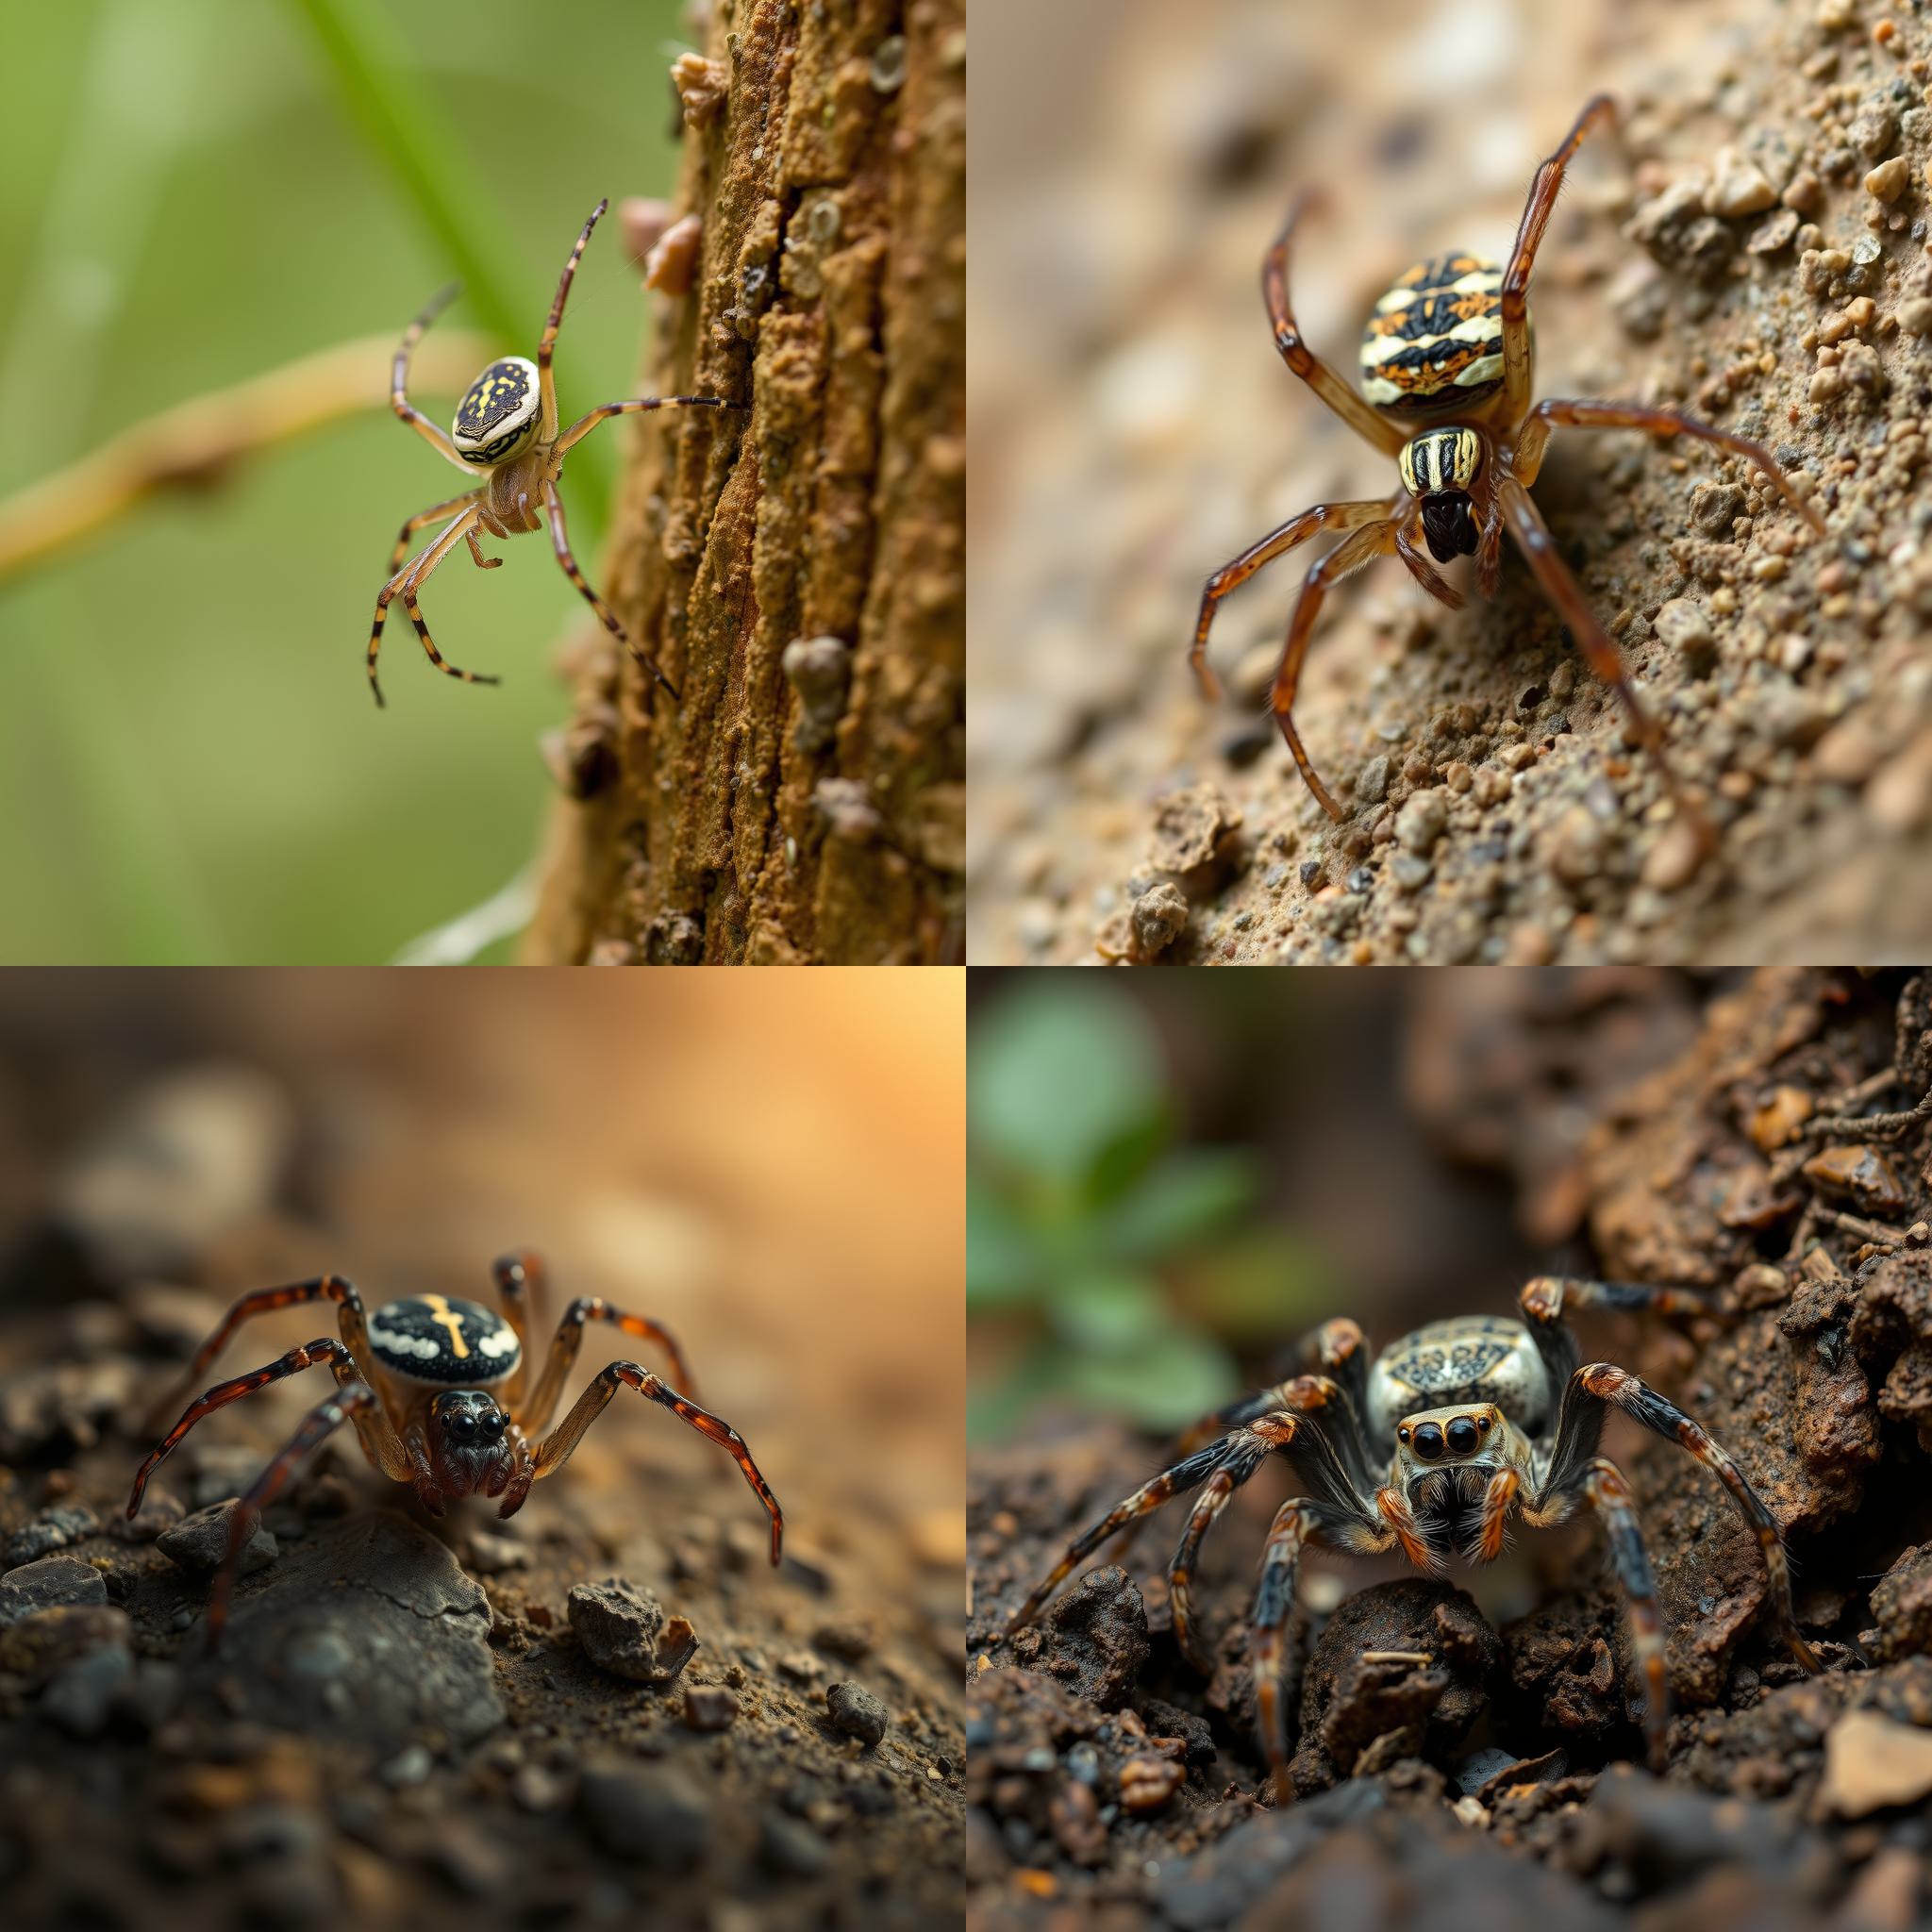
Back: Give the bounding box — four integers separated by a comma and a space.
1190, 499, 1392, 700
128, 1337, 409, 1518
490, 1252, 547, 1415
518, 1291, 698, 1436
205, 1381, 388, 1647
1262, 192, 1407, 458
524, 1362, 782, 1564
1502, 95, 1616, 419
1515, 399, 1825, 536
1271, 519, 1400, 820
1495, 475, 1712, 852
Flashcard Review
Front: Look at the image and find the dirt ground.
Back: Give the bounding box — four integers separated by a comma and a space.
967, 970, 1932, 1928
0, 976, 962, 1932
968, 0, 1932, 964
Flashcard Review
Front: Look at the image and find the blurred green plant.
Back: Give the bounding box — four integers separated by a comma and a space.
969, 981, 1324, 1440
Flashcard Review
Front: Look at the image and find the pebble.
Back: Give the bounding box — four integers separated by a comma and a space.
1802, 1143, 1907, 1214
824, 1680, 890, 1747
1355, 755, 1391, 804
5, 1504, 99, 1568
157, 1499, 278, 1577
511, 1763, 567, 1813
1820, 1709, 1932, 1817
683, 1684, 741, 1731
1864, 156, 1910, 203
1708, 151, 1776, 218
1653, 598, 1717, 670
1120, 1753, 1185, 1812
568, 1578, 699, 1685
0, 1554, 107, 1624
758, 1810, 830, 1879
579, 1762, 711, 1872
463, 1531, 531, 1574
1129, 881, 1190, 959
1393, 790, 1448, 854
42, 1641, 133, 1737
1897, 296, 1932, 336
380, 1744, 433, 1788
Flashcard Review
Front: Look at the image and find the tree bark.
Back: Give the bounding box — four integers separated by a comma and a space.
523, 0, 963, 965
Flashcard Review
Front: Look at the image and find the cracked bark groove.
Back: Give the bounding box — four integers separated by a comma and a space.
524, 0, 964, 965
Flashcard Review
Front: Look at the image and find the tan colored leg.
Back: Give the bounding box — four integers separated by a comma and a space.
392, 282, 471, 472
539, 200, 607, 439
518, 1290, 697, 1436
541, 477, 678, 699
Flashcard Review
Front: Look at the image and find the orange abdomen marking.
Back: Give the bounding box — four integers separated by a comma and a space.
1360, 255, 1517, 414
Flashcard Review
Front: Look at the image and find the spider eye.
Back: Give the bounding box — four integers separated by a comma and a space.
1446, 1416, 1479, 1456
1411, 1423, 1445, 1460
481, 1411, 507, 1441
446, 1411, 476, 1442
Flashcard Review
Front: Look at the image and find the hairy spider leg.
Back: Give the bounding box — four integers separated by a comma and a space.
392, 281, 471, 473
518, 1289, 697, 1436
1168, 1437, 1271, 1671
1495, 476, 1713, 855
1580, 1454, 1670, 1772
489, 1252, 548, 1414
1500, 94, 1615, 421
541, 477, 679, 701
387, 490, 484, 575
128, 1337, 408, 1519
1261, 191, 1407, 457
367, 506, 501, 706
205, 1382, 388, 1646
1271, 519, 1401, 820
513, 1361, 782, 1565
1515, 399, 1825, 537
1189, 500, 1393, 702
538, 199, 607, 441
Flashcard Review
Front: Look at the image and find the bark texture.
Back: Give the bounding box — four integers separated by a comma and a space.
525, 0, 963, 964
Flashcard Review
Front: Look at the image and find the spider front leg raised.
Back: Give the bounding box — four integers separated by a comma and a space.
392, 281, 472, 474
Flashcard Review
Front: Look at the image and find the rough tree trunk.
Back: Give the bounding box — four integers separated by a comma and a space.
524, 0, 963, 965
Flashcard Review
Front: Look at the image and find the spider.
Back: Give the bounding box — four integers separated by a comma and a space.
125, 1254, 783, 1646
367, 197, 736, 708
1189, 95, 1825, 841
1006, 1276, 1823, 1803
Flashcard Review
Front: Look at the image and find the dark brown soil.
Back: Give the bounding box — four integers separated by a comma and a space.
967, 970, 1932, 1929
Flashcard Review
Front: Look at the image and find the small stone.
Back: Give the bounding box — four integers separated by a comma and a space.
1709, 151, 1776, 218
1146, 782, 1242, 881
381, 1744, 433, 1788
0, 1554, 108, 1624
824, 1679, 890, 1747
1814, 0, 1856, 27
1641, 817, 1707, 893
1355, 755, 1391, 804
779, 1649, 825, 1682
579, 1762, 711, 1872
758, 1810, 830, 1878
512, 1763, 567, 1813
464, 1531, 530, 1575
567, 1578, 699, 1685
1548, 806, 1607, 888
1803, 1144, 1908, 1215
1393, 790, 1448, 854
5, 1504, 99, 1568
1864, 156, 1910, 202
1897, 296, 1932, 336
1749, 1086, 1815, 1153
1129, 881, 1190, 960
1653, 597, 1717, 669
41, 1641, 133, 1738
1746, 208, 1800, 256
1120, 1754, 1185, 1812
642, 211, 704, 296
1810, 365, 1848, 406
781, 635, 854, 755
1819, 1709, 1932, 1817
683, 1684, 740, 1731
157, 1500, 278, 1577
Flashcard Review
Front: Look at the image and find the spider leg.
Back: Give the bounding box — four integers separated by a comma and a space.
463, 528, 501, 570
205, 1381, 387, 1648
367, 506, 502, 706
387, 491, 483, 575
1516, 1273, 1723, 1397
1167, 1437, 1271, 1672
1515, 399, 1825, 538
1393, 509, 1466, 610
1577, 1454, 1670, 1771
1475, 1466, 1522, 1563
538, 199, 608, 440
142, 1274, 383, 1433
541, 477, 680, 701
488, 1252, 548, 1415
1190, 499, 1392, 701
553, 394, 741, 460
128, 1336, 408, 1519
1495, 475, 1714, 858
1271, 518, 1400, 821
1535, 1359, 1820, 1674
1260, 192, 1407, 457
392, 281, 472, 472
520, 1361, 781, 1564
1501, 94, 1616, 420
516, 1282, 697, 1436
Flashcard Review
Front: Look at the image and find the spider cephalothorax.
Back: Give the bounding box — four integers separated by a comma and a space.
368, 199, 740, 707
1189, 96, 1827, 851
1007, 1276, 1823, 1803
128, 1257, 783, 1646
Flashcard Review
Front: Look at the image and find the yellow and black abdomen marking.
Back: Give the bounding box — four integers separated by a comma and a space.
368, 1294, 522, 1385
452, 356, 541, 465
1359, 255, 1513, 414
1398, 426, 1482, 498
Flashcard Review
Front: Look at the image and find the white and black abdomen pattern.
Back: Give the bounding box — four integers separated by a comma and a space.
1366, 1315, 1549, 1441
367, 1294, 520, 1386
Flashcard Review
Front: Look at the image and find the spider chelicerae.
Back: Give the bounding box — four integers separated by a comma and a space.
367, 197, 735, 708
1006, 1276, 1822, 1802
1189, 95, 1826, 846
126, 1255, 782, 1645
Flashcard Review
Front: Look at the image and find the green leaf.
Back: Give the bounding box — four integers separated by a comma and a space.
966, 1174, 1045, 1309
1081, 1107, 1174, 1207
1098, 1148, 1259, 1259
970, 983, 1166, 1183
1184, 1229, 1331, 1341
967, 1341, 1064, 1442
1047, 1271, 1166, 1353
1058, 1325, 1236, 1432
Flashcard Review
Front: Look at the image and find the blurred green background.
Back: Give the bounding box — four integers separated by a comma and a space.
0, 0, 691, 963
968, 974, 1558, 1442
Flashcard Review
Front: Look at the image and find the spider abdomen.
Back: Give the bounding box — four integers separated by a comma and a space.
453, 356, 542, 465
367, 1293, 521, 1386
1368, 1314, 1549, 1442
1359, 255, 1514, 413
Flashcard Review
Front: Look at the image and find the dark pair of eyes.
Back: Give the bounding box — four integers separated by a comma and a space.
1398, 1414, 1489, 1459
443, 1409, 507, 1444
